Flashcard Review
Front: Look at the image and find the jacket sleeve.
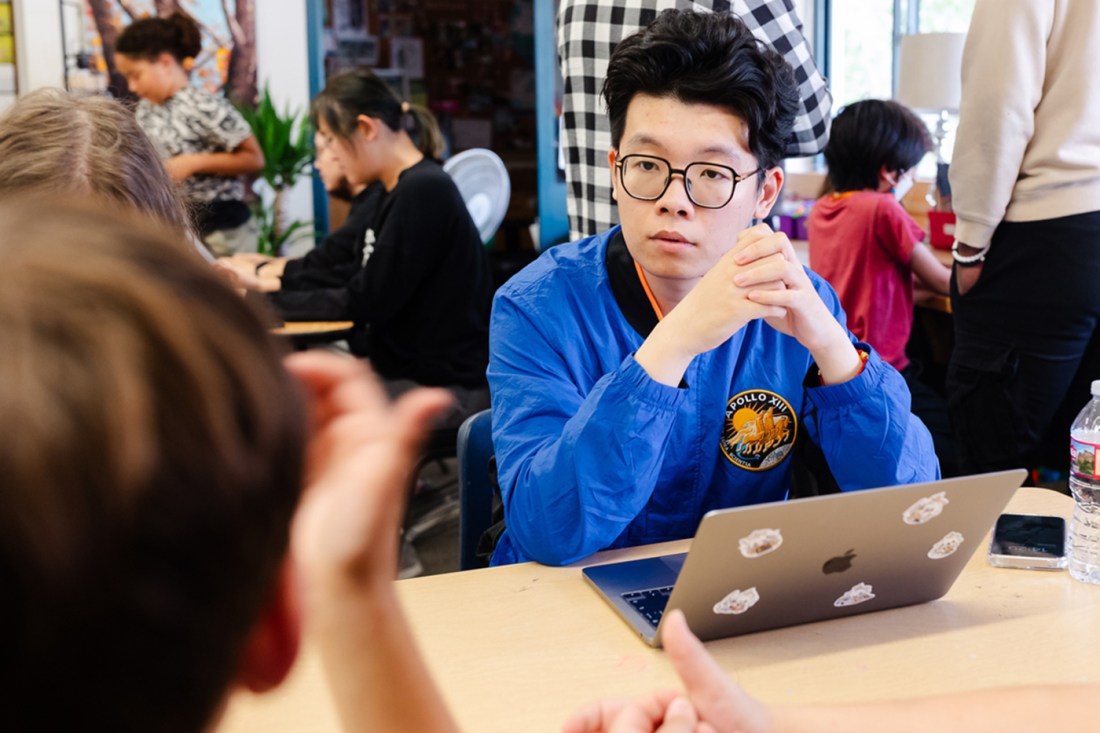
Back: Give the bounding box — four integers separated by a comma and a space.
949, 0, 1051, 250
267, 286, 351, 322
488, 291, 686, 565
806, 346, 942, 489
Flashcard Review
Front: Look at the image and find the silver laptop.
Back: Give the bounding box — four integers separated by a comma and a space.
583, 469, 1027, 647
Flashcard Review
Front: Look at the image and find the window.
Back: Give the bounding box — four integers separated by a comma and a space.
808, 0, 975, 170
822, 0, 976, 110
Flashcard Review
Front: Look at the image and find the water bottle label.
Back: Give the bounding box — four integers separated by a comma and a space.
1070, 437, 1100, 479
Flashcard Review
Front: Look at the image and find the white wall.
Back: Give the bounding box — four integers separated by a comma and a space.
12, 0, 64, 91
255, 0, 314, 235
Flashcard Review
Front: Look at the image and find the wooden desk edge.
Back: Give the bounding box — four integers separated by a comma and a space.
271, 321, 355, 336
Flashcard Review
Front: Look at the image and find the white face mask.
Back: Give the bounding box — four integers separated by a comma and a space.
891, 172, 913, 201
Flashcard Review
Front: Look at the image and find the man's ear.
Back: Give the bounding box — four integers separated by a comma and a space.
753, 166, 784, 220
608, 148, 619, 203
235, 558, 302, 694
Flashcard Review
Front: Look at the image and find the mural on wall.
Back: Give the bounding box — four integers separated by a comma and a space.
82, 0, 256, 104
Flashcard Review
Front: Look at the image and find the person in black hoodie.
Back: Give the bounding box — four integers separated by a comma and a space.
223, 132, 383, 290
225, 69, 492, 423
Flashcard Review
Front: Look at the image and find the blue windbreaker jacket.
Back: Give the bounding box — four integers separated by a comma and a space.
488, 228, 939, 565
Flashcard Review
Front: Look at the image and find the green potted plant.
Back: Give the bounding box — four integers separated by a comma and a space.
237, 84, 315, 255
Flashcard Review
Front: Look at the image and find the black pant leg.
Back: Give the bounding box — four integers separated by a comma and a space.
947, 211, 1100, 475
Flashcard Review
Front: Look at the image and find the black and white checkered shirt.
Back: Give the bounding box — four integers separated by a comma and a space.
558, 0, 832, 239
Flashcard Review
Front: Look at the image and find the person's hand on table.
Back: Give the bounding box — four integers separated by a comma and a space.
565, 693, 713, 733
565, 610, 773, 733
228, 252, 273, 265
213, 257, 284, 292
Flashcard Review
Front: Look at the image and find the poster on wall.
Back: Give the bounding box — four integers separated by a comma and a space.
81, 0, 257, 105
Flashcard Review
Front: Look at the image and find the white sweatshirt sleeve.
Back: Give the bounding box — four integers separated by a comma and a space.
949, 0, 1054, 250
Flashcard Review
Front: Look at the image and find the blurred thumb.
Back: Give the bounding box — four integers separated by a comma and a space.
656, 697, 698, 733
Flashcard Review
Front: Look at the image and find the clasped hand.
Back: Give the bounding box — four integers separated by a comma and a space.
640, 224, 855, 386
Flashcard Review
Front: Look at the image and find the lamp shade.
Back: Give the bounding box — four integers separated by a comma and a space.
896, 32, 967, 112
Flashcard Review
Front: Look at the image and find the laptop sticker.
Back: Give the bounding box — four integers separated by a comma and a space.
739, 528, 783, 558
902, 491, 949, 525
834, 582, 876, 607
713, 587, 760, 615
928, 531, 964, 559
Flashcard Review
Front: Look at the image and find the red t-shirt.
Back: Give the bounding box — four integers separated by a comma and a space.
807, 191, 926, 371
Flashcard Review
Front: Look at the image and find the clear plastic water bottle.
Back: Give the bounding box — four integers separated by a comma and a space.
1069, 380, 1100, 583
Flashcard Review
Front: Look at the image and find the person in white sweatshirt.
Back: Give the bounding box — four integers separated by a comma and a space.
947, 0, 1100, 477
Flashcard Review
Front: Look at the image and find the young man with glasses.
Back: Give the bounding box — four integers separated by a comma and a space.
487, 9, 938, 566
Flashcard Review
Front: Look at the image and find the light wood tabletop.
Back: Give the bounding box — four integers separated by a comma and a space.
270, 321, 354, 336
220, 487, 1097, 733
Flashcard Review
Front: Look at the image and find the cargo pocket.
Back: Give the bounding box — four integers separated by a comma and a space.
946, 335, 1025, 472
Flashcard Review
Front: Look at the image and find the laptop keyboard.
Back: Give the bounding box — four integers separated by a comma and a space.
622, 586, 674, 628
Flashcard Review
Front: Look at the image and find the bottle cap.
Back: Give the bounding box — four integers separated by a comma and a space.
1092, 379, 1100, 396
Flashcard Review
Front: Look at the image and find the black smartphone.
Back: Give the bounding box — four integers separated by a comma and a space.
988, 513, 1067, 570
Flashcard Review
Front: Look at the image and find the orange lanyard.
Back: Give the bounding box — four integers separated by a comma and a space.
634, 260, 664, 321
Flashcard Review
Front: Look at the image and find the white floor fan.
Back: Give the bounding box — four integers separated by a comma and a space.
443, 148, 511, 245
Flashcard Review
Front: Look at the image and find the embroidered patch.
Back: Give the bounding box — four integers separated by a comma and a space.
720, 390, 797, 471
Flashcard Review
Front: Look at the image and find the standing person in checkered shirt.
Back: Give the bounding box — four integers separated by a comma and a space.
559, 0, 830, 240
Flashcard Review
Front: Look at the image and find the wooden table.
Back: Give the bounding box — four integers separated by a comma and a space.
220, 488, 1097, 733
270, 321, 354, 337
270, 321, 355, 349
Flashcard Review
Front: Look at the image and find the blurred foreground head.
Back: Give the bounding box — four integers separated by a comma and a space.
0, 197, 305, 732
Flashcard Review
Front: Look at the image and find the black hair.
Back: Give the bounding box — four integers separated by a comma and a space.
824, 99, 931, 192
116, 12, 202, 64
602, 9, 799, 172
311, 69, 444, 159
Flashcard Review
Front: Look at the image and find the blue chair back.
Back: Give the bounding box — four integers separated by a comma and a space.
457, 409, 495, 570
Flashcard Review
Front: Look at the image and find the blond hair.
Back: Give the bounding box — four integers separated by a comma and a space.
0, 88, 190, 234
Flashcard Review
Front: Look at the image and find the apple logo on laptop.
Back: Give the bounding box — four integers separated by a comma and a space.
823, 549, 856, 574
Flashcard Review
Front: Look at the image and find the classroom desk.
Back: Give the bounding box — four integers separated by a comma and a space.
270, 321, 354, 349
270, 321, 354, 337
219, 487, 1096, 733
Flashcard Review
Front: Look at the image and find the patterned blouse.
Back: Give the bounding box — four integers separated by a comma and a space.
135, 85, 254, 206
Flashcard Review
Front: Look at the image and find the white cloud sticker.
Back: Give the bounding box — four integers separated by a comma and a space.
903, 491, 949, 525
928, 531, 965, 559
834, 582, 876, 607
738, 528, 783, 558
713, 587, 761, 615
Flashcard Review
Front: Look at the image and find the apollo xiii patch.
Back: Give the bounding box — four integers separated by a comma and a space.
720, 390, 797, 471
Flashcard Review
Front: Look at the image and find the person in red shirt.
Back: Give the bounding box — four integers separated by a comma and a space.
808, 99, 954, 473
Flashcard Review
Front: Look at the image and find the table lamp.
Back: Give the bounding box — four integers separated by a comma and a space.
896, 32, 966, 228
897, 32, 967, 164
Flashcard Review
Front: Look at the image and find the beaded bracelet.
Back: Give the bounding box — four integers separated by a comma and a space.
951, 240, 989, 267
